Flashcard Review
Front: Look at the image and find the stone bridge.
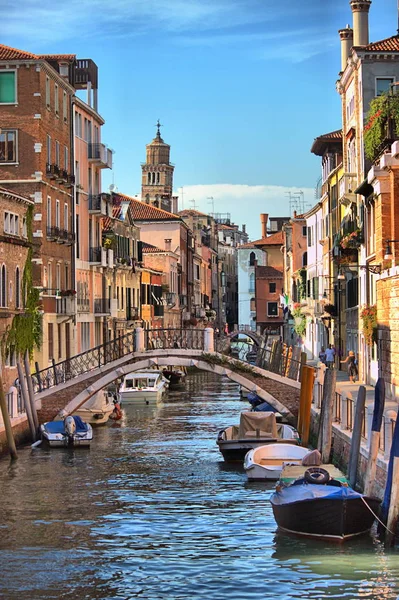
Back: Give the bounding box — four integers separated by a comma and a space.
3, 328, 303, 441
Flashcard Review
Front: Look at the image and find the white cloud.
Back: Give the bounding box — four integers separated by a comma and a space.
175, 183, 316, 239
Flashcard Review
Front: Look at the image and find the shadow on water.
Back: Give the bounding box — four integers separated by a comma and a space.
0, 371, 398, 600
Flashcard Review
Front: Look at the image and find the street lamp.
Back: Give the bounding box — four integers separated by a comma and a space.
384, 239, 399, 260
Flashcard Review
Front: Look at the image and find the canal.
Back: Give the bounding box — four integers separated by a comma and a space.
0, 371, 399, 600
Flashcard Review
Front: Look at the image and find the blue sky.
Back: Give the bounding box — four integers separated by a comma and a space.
2, 0, 397, 238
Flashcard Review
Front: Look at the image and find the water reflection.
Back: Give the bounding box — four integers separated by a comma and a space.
0, 371, 398, 600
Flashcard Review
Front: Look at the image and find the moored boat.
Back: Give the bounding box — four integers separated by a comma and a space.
244, 444, 310, 481
118, 370, 169, 405
217, 411, 299, 462
72, 389, 114, 425
270, 466, 380, 541
161, 366, 187, 387
40, 416, 93, 447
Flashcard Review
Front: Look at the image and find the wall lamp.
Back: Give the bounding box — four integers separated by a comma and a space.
384, 239, 399, 260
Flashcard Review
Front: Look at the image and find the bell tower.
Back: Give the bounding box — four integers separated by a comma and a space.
141, 121, 175, 213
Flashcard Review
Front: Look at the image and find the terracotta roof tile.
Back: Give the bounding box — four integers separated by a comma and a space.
178, 209, 208, 217
238, 241, 257, 249
142, 242, 166, 253
39, 54, 76, 61
0, 44, 38, 60
115, 193, 181, 222
253, 231, 284, 246
311, 129, 342, 156
255, 266, 283, 278
362, 35, 399, 52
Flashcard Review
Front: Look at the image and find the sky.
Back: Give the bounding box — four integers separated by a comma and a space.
2, 0, 397, 239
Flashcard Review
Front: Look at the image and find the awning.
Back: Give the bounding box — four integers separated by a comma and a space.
354, 179, 374, 198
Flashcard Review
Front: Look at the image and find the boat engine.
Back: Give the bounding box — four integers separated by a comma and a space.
64, 416, 76, 444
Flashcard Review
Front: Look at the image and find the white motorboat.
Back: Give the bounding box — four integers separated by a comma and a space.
244, 443, 310, 481
118, 371, 169, 405
161, 365, 187, 387
73, 389, 114, 425
40, 416, 93, 447
217, 412, 299, 462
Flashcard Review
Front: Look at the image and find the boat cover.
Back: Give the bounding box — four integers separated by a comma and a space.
271, 484, 363, 506
44, 416, 89, 434
238, 412, 277, 439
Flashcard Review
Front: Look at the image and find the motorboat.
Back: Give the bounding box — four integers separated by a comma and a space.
72, 389, 114, 425
161, 365, 187, 387
270, 465, 381, 541
217, 411, 299, 462
244, 444, 311, 481
239, 385, 250, 399
118, 370, 169, 405
40, 416, 93, 447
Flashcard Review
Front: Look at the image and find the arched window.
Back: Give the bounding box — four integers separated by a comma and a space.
152, 172, 156, 184
249, 273, 255, 293
15, 267, 20, 309
156, 172, 160, 184
1, 265, 6, 307
249, 251, 256, 266
147, 172, 151, 185
302, 252, 307, 267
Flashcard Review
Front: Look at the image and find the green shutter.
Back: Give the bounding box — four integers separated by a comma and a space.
0, 72, 16, 103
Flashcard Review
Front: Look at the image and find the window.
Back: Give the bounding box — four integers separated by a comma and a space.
0, 130, 17, 163
307, 227, 312, 246
269, 282, 276, 293
55, 141, 60, 166
15, 267, 20, 308
54, 84, 59, 114
302, 252, 307, 267
267, 302, 278, 317
249, 272, 255, 293
46, 76, 50, 107
48, 323, 54, 361
302, 226, 307, 237
1, 264, 6, 307
63, 91, 67, 122
4, 211, 19, 235
56, 263, 61, 291
376, 78, 394, 96
46, 135, 51, 164
65, 264, 69, 289
249, 251, 256, 266
76, 215, 80, 259
0, 71, 16, 103
55, 200, 60, 228
48, 262, 52, 291
5, 346, 16, 367
47, 196, 52, 228
22, 217, 27, 238
64, 203, 68, 231
64, 146, 68, 170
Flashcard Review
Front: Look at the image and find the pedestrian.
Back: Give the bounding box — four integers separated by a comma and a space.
325, 344, 335, 369
319, 346, 327, 364
341, 350, 358, 383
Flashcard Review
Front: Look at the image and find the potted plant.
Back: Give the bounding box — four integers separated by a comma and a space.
360, 304, 377, 346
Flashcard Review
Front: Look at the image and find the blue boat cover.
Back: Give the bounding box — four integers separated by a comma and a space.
254, 401, 276, 412
271, 484, 363, 506
44, 416, 89, 434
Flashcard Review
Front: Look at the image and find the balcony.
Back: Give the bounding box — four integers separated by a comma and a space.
77, 298, 90, 313
94, 298, 110, 315
56, 297, 74, 315
88, 143, 113, 169
46, 226, 75, 245
46, 163, 60, 180
89, 246, 102, 263
166, 292, 177, 306
88, 193, 109, 215
179, 294, 187, 307
46, 164, 74, 187
338, 173, 357, 206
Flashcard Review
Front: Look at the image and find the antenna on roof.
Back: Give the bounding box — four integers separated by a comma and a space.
207, 196, 214, 214
190, 198, 197, 210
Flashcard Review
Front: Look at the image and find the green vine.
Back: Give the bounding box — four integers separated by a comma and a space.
292, 303, 307, 337
1, 205, 43, 361
360, 304, 377, 347
364, 93, 399, 161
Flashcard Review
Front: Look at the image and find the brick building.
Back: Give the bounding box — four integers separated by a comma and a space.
0, 187, 34, 391
254, 265, 284, 336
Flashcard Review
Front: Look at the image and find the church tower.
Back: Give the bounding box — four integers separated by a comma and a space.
141, 121, 175, 213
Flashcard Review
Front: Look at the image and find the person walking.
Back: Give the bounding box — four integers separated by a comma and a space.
325, 344, 335, 369
340, 350, 358, 383
319, 346, 327, 365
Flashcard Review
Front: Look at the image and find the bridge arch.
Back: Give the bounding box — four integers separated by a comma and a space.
226, 331, 263, 346
59, 354, 293, 420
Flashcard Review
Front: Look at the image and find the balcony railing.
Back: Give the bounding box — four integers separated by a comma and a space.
94, 298, 110, 314
56, 297, 74, 315
89, 246, 102, 263
88, 194, 108, 215
88, 143, 113, 169
77, 298, 90, 313
338, 173, 357, 205
46, 164, 74, 187
46, 226, 74, 245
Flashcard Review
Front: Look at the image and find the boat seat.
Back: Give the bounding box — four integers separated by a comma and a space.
244, 430, 274, 438
259, 458, 301, 466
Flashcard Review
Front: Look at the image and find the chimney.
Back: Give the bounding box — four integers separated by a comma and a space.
338, 25, 354, 71
293, 210, 297, 218
260, 213, 268, 238
350, 0, 371, 47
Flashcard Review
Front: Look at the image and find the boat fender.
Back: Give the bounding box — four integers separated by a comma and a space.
304, 467, 330, 485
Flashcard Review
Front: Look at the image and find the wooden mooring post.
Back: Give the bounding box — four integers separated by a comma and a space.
0, 370, 17, 460
347, 385, 366, 488
17, 360, 37, 442
317, 368, 336, 463
297, 365, 315, 446
381, 414, 399, 545
364, 378, 385, 497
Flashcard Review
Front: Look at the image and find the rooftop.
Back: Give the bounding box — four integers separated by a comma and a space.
142, 242, 166, 254
116, 193, 182, 222
360, 35, 399, 53
311, 129, 342, 156
0, 43, 38, 60
255, 266, 283, 278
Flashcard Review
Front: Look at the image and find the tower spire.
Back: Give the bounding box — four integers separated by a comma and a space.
156, 119, 162, 140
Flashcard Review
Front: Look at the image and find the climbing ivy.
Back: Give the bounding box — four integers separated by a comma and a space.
364, 93, 399, 161
1, 205, 43, 361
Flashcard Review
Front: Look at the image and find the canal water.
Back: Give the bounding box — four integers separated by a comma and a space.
0, 371, 399, 600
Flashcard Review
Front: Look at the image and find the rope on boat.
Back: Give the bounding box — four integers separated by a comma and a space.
360, 496, 395, 536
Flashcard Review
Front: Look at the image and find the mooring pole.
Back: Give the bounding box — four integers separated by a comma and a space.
297, 365, 315, 446
0, 371, 18, 460
317, 367, 336, 463
364, 378, 385, 497
348, 385, 366, 488
381, 414, 399, 545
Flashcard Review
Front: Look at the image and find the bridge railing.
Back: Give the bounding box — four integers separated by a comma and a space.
33, 331, 136, 392
145, 328, 205, 351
